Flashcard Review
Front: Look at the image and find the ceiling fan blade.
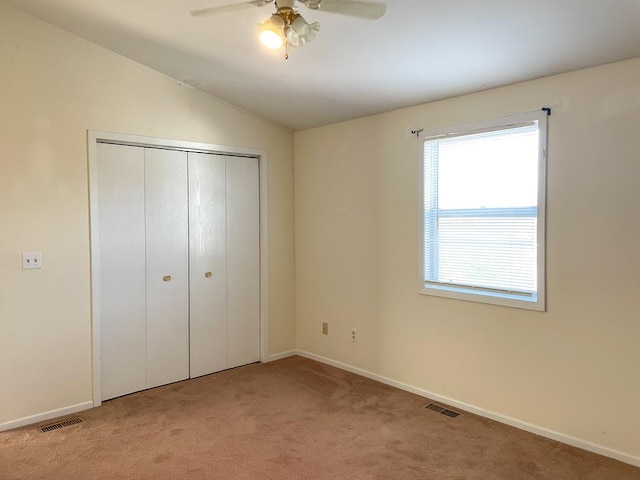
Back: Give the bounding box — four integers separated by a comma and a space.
190, 0, 274, 17
300, 0, 386, 20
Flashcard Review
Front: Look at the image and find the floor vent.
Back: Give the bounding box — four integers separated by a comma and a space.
424, 403, 460, 418
39, 417, 83, 433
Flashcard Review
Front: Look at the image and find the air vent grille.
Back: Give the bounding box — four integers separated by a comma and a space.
39, 417, 83, 433
424, 403, 460, 418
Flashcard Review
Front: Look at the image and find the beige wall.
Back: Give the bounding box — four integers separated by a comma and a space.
0, 4, 295, 425
294, 58, 640, 459
3, 0, 639, 464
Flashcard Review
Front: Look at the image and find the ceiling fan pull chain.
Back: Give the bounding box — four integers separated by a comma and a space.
285, 41, 289, 59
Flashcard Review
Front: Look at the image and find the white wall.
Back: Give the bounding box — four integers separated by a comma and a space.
0, 4, 295, 426
294, 58, 640, 461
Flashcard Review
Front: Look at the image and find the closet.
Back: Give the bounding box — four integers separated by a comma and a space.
95, 142, 260, 401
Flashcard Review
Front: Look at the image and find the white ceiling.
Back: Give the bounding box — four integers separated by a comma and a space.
4, 0, 640, 130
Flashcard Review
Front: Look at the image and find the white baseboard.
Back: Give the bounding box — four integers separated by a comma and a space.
297, 350, 640, 468
0, 401, 94, 432
266, 350, 298, 362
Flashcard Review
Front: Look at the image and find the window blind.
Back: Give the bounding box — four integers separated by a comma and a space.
423, 123, 539, 298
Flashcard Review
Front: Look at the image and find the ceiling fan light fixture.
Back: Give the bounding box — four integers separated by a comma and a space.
259, 13, 286, 49
286, 15, 320, 47
260, 29, 284, 49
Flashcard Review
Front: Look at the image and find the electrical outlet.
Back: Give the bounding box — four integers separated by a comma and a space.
350, 328, 358, 343
22, 252, 42, 270
322, 322, 328, 335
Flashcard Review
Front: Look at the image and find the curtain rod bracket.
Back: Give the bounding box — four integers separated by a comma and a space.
411, 128, 424, 137
541, 107, 551, 116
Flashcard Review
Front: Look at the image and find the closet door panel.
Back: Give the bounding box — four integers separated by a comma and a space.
145, 148, 190, 388
188, 152, 228, 378
226, 156, 261, 368
97, 143, 147, 400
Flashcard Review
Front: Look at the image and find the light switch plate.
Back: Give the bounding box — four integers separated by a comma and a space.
22, 252, 42, 270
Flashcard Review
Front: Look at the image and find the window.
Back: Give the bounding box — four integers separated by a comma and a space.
420, 110, 547, 311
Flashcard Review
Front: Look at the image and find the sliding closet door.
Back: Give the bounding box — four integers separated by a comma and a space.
226, 156, 260, 368
97, 143, 147, 401
189, 153, 228, 378
145, 148, 190, 388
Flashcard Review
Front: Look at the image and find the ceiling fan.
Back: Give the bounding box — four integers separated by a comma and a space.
190, 0, 386, 56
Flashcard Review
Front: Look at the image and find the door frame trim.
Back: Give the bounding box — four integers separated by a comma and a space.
88, 130, 269, 407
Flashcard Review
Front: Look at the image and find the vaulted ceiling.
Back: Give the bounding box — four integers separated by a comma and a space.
4, 0, 640, 130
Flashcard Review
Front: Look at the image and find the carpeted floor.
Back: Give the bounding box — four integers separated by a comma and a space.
1, 356, 638, 479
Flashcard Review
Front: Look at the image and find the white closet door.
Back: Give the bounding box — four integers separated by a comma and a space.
188, 152, 228, 378
145, 148, 190, 388
226, 156, 261, 368
97, 143, 147, 401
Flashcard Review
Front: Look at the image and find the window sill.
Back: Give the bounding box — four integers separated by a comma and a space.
420, 284, 545, 312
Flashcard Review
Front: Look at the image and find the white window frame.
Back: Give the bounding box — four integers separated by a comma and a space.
418, 110, 547, 311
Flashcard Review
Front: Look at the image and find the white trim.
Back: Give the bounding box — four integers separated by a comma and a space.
420, 110, 546, 140
0, 401, 93, 432
88, 131, 266, 158
419, 284, 543, 311
266, 350, 297, 362
536, 112, 548, 311
296, 350, 640, 468
417, 133, 426, 296
259, 154, 270, 364
88, 133, 102, 407
87, 130, 270, 406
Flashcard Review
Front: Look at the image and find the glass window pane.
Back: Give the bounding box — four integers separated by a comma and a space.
422, 116, 544, 308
